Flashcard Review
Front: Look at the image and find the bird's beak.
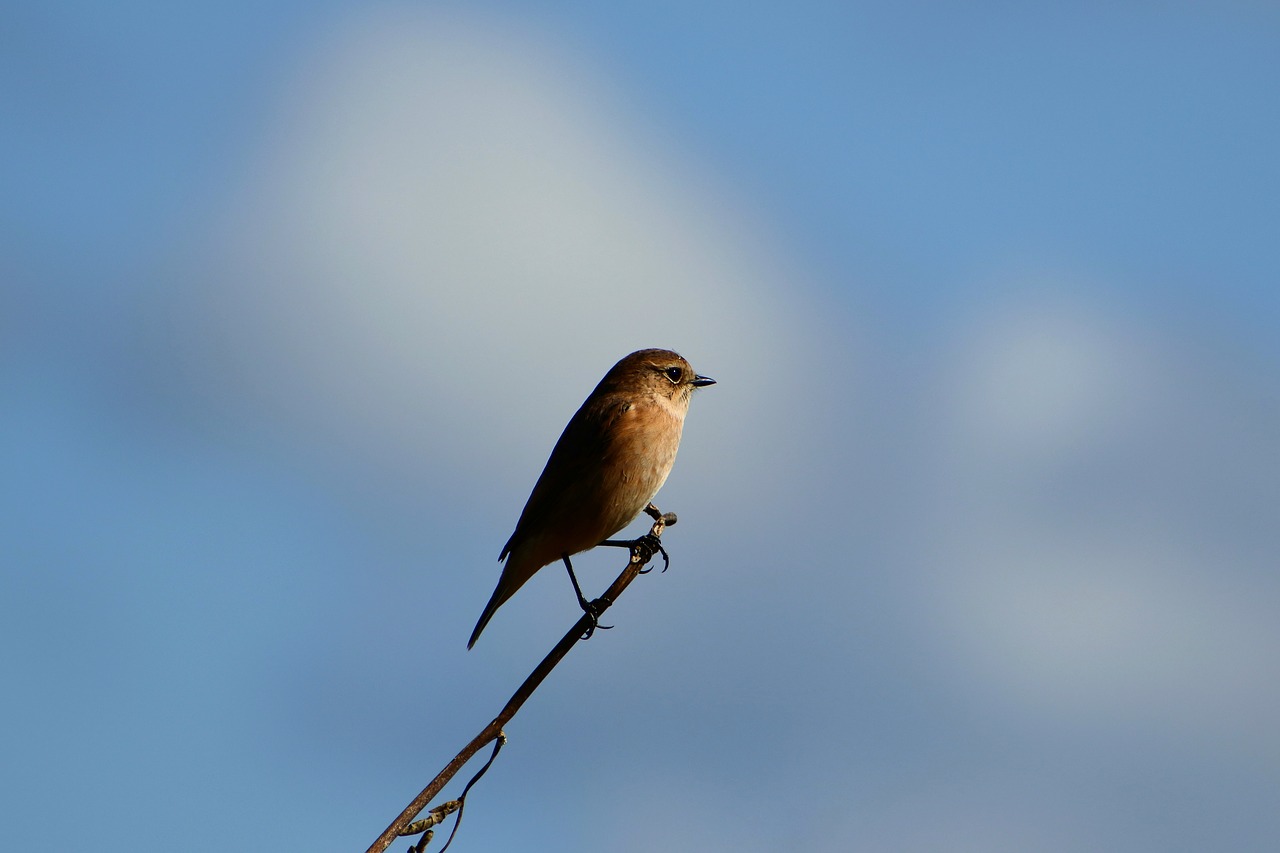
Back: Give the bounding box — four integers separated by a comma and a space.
691, 375, 716, 387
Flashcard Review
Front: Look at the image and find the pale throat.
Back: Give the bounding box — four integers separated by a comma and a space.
651, 389, 689, 421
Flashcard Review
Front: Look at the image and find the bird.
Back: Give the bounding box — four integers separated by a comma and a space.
468, 348, 715, 649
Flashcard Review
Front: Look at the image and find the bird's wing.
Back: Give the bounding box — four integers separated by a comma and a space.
499, 394, 627, 561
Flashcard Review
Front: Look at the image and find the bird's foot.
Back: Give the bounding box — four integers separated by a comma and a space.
634, 533, 670, 573
580, 596, 614, 639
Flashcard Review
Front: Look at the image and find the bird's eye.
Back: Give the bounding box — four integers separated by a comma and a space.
664, 366, 684, 383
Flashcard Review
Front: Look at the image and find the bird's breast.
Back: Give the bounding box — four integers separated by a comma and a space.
595, 399, 683, 533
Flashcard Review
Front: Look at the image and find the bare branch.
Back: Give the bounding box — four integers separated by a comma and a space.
364, 507, 678, 853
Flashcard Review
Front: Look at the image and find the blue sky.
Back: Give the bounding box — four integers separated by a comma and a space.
4, 3, 1279, 851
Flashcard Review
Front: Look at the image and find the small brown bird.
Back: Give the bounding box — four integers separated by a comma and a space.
468, 348, 715, 648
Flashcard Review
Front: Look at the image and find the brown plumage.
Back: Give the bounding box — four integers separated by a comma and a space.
468, 349, 714, 648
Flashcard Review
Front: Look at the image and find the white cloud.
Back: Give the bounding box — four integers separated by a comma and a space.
921, 294, 1280, 755
945, 294, 1156, 462
189, 7, 825, 498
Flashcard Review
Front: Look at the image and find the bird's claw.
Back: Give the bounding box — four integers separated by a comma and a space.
633, 533, 670, 573
580, 597, 614, 639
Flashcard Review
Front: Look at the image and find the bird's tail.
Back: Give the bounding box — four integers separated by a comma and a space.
467, 585, 506, 649
468, 544, 545, 649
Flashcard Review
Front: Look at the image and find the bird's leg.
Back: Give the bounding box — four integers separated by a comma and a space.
562, 554, 612, 638
597, 503, 676, 573
598, 537, 669, 573
561, 553, 593, 611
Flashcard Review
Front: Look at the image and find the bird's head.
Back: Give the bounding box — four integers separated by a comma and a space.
602, 349, 715, 408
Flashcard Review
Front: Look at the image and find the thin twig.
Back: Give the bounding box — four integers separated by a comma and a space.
364, 507, 677, 853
